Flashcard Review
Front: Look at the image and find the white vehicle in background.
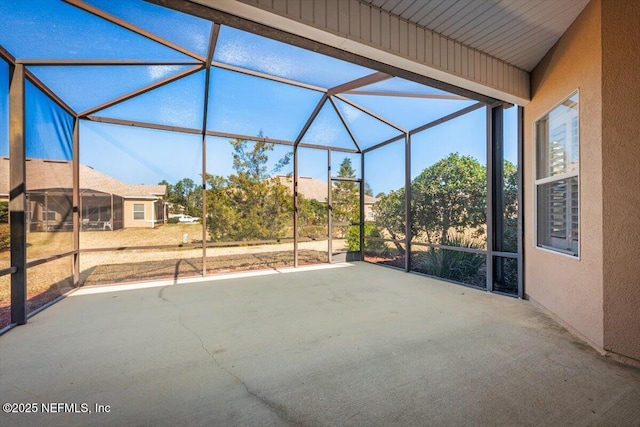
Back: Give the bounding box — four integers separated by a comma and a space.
175, 214, 199, 223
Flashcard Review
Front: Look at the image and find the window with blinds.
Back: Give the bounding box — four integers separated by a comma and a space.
535, 92, 579, 256
133, 203, 145, 221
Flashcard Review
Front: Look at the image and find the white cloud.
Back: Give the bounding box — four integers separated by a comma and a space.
148, 65, 181, 80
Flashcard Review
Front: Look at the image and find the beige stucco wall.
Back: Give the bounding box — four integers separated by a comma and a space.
525, 0, 604, 350
601, 0, 640, 361
123, 199, 155, 229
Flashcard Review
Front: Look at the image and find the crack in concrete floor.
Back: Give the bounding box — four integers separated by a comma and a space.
158, 285, 301, 426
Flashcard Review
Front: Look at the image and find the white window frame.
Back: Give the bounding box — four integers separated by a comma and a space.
133, 203, 145, 221
534, 90, 580, 258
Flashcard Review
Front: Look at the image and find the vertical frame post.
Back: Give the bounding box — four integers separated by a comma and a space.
404, 132, 411, 272
109, 195, 113, 229
327, 150, 332, 263
201, 133, 207, 276
9, 64, 26, 325
360, 151, 365, 261
491, 105, 505, 292
44, 193, 48, 231
517, 106, 524, 298
486, 106, 494, 291
293, 146, 299, 267
72, 118, 80, 286
200, 23, 219, 277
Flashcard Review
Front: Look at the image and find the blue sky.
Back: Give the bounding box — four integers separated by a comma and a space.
0, 0, 518, 198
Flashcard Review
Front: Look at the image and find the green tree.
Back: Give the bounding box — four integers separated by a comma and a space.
158, 179, 172, 199
204, 174, 234, 240
371, 188, 407, 254
179, 178, 198, 216
373, 153, 487, 247
298, 195, 327, 226
501, 160, 518, 252
161, 178, 203, 218
364, 182, 373, 197
298, 195, 328, 240
230, 133, 291, 181
411, 153, 486, 245
206, 137, 292, 241
332, 157, 359, 224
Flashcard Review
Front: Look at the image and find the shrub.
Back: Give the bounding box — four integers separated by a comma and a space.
299, 225, 326, 240
346, 225, 359, 251
502, 217, 518, 253
412, 233, 485, 285
347, 223, 387, 254
167, 217, 180, 224
0, 201, 7, 223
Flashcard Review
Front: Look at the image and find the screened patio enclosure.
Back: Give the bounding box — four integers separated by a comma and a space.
0, 0, 522, 330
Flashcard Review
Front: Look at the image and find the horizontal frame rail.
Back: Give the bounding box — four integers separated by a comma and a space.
84, 116, 202, 134
15, 59, 201, 66
409, 102, 485, 136
25, 250, 77, 269
0, 266, 18, 277
212, 61, 325, 93
411, 241, 488, 255
80, 64, 204, 116
79, 237, 326, 253
492, 251, 519, 259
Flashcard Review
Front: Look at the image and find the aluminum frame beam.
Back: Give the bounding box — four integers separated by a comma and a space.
24, 69, 77, 117
211, 61, 325, 93
9, 64, 27, 325
334, 94, 405, 133
80, 64, 203, 117
329, 97, 361, 153
327, 150, 332, 263
486, 107, 494, 292
0, 45, 16, 64
362, 102, 484, 154
200, 23, 220, 276
404, 132, 411, 272
409, 102, 485, 136
293, 147, 299, 267
326, 72, 391, 96
16, 59, 200, 66
345, 91, 468, 100
72, 119, 80, 286
517, 106, 524, 298
64, 0, 205, 62
84, 115, 202, 135
293, 95, 328, 148
147, 0, 501, 105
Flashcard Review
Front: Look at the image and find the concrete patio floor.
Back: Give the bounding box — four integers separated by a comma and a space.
1, 262, 639, 426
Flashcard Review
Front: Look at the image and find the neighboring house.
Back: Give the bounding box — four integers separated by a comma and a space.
277, 175, 378, 221
0, 158, 166, 231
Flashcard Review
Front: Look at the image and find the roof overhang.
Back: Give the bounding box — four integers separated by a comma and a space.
177, 0, 589, 106
183, 0, 527, 105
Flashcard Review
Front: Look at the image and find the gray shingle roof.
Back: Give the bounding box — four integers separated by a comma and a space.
277, 175, 377, 204
0, 158, 165, 198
